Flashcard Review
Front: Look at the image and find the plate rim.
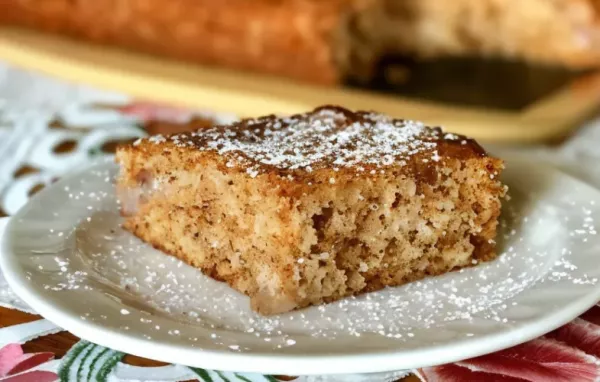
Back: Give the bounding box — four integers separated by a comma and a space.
2, 159, 600, 375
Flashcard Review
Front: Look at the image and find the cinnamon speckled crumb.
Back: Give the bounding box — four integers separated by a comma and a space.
116, 106, 505, 315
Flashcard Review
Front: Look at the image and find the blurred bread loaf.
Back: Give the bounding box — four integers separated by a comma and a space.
0, 0, 390, 84
1, 0, 599, 84
389, 0, 600, 69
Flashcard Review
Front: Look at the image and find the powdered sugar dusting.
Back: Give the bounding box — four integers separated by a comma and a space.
149, 107, 472, 174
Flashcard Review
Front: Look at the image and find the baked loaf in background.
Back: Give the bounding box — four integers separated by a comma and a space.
116, 106, 506, 315
2, 0, 597, 83
0, 0, 388, 84
391, 0, 600, 69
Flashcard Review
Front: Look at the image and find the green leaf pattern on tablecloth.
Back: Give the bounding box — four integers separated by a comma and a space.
57, 340, 280, 382
234, 373, 255, 382
57, 340, 88, 380
190, 368, 215, 381
189, 367, 280, 382
58, 341, 124, 382
97, 349, 127, 381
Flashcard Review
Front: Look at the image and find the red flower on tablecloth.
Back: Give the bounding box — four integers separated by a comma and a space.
116, 101, 196, 124
418, 304, 600, 382
0, 344, 57, 382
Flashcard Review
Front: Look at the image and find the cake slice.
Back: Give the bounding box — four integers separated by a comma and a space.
115, 106, 505, 315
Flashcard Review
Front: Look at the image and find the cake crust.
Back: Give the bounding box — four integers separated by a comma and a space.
116, 106, 505, 315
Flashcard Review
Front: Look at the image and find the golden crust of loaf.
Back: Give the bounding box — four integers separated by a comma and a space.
0, 0, 378, 84
116, 106, 505, 315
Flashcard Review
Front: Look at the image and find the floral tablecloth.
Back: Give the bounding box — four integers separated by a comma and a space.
1, 63, 600, 382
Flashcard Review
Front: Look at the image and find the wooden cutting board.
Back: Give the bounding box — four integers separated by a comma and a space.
2, 27, 600, 143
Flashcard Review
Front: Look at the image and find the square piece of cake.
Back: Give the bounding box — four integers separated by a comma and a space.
116, 106, 505, 315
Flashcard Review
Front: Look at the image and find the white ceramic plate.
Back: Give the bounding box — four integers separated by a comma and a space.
2, 157, 600, 375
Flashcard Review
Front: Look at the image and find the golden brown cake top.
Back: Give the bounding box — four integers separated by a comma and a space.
133, 106, 487, 177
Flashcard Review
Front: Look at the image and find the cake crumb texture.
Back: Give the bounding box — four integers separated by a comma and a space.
116, 106, 505, 315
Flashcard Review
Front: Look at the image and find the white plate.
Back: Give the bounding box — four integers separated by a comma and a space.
2, 157, 600, 375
